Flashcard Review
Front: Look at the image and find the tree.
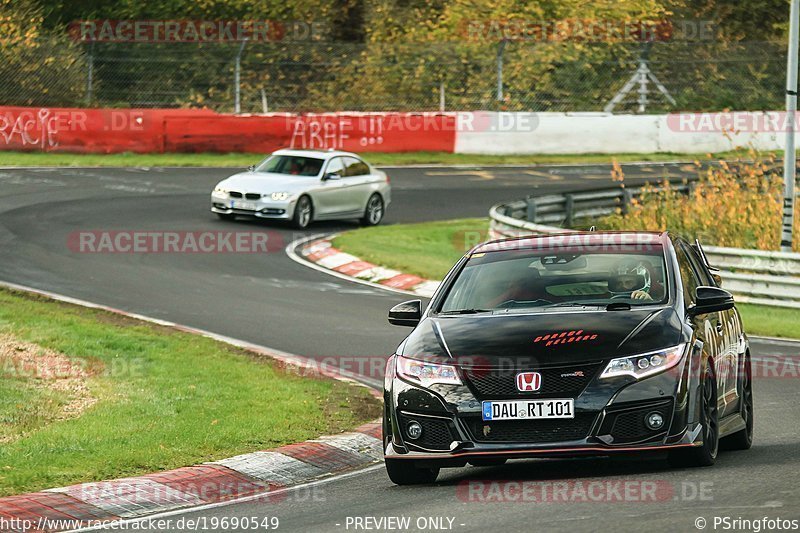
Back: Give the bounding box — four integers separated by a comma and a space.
0, 0, 87, 107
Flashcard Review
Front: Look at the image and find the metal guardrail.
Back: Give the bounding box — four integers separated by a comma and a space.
489, 190, 800, 309
501, 183, 691, 228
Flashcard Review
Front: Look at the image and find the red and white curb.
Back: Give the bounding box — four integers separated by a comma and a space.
287, 234, 440, 298
0, 280, 384, 533
0, 422, 382, 533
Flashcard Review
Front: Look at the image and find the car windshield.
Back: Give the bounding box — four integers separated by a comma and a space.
255, 155, 324, 177
439, 246, 669, 314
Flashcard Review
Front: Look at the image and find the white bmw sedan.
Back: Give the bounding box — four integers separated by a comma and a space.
211, 149, 391, 229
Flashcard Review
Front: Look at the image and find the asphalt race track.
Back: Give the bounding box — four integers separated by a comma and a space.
0, 162, 798, 532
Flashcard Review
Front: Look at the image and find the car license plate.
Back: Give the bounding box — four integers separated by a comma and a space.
482, 399, 574, 421
231, 200, 257, 211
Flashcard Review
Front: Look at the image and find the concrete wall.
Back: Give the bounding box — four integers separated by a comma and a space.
455, 111, 794, 154
1, 106, 794, 155
0, 107, 456, 154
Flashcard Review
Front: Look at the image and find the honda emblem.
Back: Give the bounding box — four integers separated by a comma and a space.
515, 372, 542, 392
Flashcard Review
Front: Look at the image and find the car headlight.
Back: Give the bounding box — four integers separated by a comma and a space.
600, 344, 687, 380
213, 187, 228, 195
396, 355, 462, 387
270, 192, 290, 201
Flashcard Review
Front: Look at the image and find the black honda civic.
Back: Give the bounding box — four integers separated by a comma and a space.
383, 231, 753, 485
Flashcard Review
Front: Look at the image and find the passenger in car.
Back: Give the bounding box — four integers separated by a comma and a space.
488, 268, 547, 307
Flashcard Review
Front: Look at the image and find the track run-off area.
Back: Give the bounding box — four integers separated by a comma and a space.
0, 162, 797, 533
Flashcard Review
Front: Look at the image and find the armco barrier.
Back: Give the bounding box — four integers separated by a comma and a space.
489, 194, 800, 309
0, 107, 457, 154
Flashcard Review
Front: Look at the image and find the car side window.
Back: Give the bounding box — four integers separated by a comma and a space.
685, 246, 715, 286
343, 157, 370, 177
675, 245, 699, 307
325, 157, 345, 177
680, 242, 714, 287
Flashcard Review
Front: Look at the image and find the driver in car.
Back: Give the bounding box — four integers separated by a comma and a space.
613, 259, 654, 301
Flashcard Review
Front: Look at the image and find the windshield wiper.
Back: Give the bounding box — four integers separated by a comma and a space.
439, 309, 493, 315
546, 302, 604, 308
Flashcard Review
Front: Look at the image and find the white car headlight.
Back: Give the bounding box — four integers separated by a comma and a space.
270, 192, 290, 201
213, 187, 228, 195
600, 344, 687, 380
396, 355, 462, 387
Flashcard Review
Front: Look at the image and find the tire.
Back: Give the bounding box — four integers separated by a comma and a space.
360, 194, 384, 226
721, 353, 754, 451
468, 458, 508, 467
216, 213, 235, 221
669, 363, 719, 468
385, 458, 439, 485
292, 195, 313, 229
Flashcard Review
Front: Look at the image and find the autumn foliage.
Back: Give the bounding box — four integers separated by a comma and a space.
601, 150, 800, 252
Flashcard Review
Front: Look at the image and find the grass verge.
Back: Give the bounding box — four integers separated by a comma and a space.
331, 219, 800, 340
0, 149, 753, 168
333, 218, 488, 281
736, 304, 800, 340
0, 288, 380, 496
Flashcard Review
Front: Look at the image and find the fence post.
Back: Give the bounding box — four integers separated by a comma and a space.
496, 40, 507, 102
637, 61, 649, 113
525, 196, 537, 222
439, 81, 445, 112
564, 194, 574, 228
261, 88, 269, 113
86, 44, 94, 106
621, 188, 633, 215
234, 39, 248, 114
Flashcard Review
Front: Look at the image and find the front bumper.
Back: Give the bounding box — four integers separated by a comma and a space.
384, 353, 703, 463
211, 192, 294, 220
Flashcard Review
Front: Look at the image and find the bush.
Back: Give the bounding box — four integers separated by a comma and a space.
601, 149, 800, 251
0, 0, 87, 107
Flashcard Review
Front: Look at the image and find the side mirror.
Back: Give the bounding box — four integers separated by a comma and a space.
689, 286, 734, 316
388, 300, 422, 327
247, 165, 255, 172
321, 173, 340, 181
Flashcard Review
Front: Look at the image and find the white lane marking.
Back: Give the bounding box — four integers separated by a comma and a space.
62, 464, 386, 533
375, 161, 697, 169
0, 279, 385, 391
750, 335, 800, 346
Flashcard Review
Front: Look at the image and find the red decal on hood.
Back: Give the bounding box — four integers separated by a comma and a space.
534, 330, 599, 346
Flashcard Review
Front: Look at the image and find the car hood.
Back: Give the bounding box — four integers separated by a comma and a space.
216, 172, 317, 193
399, 307, 683, 366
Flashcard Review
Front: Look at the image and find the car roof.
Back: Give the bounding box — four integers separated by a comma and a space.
272, 148, 362, 160
473, 231, 670, 254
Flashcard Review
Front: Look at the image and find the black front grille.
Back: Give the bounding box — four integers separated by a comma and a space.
462, 362, 603, 399
464, 413, 597, 444
245, 193, 261, 200
399, 415, 454, 451
229, 191, 243, 198
600, 400, 673, 445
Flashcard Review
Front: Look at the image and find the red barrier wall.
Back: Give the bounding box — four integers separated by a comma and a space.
0, 107, 456, 154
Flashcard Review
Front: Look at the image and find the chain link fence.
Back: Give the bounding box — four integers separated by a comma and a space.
0, 39, 788, 113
